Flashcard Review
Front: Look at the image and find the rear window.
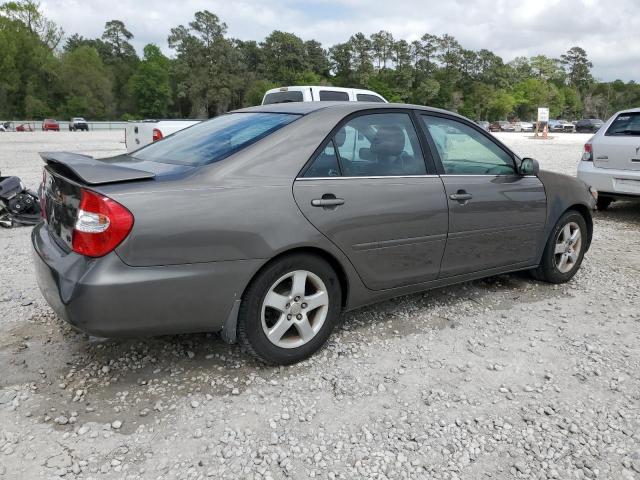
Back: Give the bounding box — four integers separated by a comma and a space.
262, 91, 304, 104
356, 94, 384, 102
131, 113, 299, 166
606, 113, 640, 136
319, 90, 349, 101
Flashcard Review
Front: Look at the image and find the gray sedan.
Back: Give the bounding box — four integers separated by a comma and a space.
33, 103, 596, 364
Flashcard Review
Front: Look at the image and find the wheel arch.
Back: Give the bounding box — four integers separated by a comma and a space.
564, 203, 593, 251
220, 246, 350, 344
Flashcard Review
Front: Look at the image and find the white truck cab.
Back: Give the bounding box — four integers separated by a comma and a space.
262, 86, 387, 105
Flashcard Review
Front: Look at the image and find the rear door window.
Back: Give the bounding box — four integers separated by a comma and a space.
262, 91, 304, 104
606, 112, 640, 136
356, 94, 385, 102
333, 113, 426, 176
319, 90, 349, 101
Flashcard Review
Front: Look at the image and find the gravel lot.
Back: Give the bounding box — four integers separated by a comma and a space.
1, 131, 639, 480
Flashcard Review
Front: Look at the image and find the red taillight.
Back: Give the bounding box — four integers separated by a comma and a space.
72, 189, 134, 257
152, 128, 163, 142
582, 143, 593, 162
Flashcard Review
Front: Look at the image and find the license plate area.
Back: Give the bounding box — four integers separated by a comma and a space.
614, 178, 640, 194
43, 169, 81, 250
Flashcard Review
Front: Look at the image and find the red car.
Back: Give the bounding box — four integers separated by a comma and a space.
42, 119, 60, 131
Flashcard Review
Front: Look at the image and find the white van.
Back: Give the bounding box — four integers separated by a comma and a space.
262, 86, 387, 105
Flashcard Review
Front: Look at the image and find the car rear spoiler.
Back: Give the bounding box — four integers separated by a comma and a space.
39, 152, 155, 185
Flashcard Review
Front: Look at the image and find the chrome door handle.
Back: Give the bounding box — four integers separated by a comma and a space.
596, 155, 608, 160
311, 197, 345, 207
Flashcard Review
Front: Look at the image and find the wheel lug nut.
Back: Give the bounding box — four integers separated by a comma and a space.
294, 296, 300, 302
296, 314, 302, 320
285, 303, 290, 309
301, 303, 307, 309
287, 314, 292, 320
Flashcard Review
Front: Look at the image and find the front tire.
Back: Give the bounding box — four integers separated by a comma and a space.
531, 211, 587, 284
237, 254, 342, 365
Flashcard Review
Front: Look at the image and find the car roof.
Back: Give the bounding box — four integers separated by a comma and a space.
233, 101, 466, 119
264, 85, 381, 95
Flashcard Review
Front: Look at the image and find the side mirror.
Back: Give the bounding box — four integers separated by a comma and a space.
519, 157, 539, 176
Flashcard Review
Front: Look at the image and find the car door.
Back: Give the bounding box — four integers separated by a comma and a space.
293, 111, 449, 291
420, 114, 547, 278
594, 112, 640, 174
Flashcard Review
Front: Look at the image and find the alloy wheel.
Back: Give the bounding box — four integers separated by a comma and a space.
261, 270, 329, 349
553, 222, 582, 273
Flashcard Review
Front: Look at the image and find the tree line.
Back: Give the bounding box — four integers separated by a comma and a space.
1, 0, 639, 122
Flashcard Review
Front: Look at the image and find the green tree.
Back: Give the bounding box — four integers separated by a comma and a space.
0, 0, 62, 49
561, 46, 593, 93
261, 31, 308, 84
129, 44, 171, 118
0, 9, 57, 118
168, 10, 240, 117
57, 46, 113, 119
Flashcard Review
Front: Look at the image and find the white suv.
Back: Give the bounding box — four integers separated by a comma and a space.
262, 86, 387, 105
577, 107, 640, 209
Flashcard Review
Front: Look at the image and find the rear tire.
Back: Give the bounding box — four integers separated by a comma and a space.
531, 210, 587, 284
237, 254, 342, 365
596, 196, 613, 210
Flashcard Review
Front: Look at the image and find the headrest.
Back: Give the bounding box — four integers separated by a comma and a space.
370, 125, 405, 158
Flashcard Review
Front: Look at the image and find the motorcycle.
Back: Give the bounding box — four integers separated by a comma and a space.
0, 171, 41, 228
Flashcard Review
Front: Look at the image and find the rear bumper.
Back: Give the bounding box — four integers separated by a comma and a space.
32, 223, 262, 337
577, 161, 640, 198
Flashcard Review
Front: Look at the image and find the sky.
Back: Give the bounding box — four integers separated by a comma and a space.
41, 0, 640, 82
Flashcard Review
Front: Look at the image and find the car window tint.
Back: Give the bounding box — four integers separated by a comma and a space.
606, 112, 640, 136
303, 142, 341, 177
333, 113, 427, 177
262, 91, 304, 104
421, 116, 515, 175
356, 94, 385, 102
132, 113, 299, 166
319, 90, 350, 101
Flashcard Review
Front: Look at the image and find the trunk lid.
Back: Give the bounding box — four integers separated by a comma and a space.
39, 152, 192, 251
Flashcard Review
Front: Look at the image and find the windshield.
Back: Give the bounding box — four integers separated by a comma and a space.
131, 112, 299, 166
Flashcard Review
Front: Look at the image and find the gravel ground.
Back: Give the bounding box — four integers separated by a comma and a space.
0, 131, 639, 480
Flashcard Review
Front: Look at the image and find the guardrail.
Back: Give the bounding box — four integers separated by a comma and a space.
1, 121, 129, 131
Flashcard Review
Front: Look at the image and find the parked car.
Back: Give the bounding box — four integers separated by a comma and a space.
42, 119, 60, 131
16, 123, 33, 132
34, 102, 596, 365
125, 119, 201, 153
575, 118, 604, 133
69, 117, 89, 131
476, 120, 490, 131
262, 86, 387, 105
548, 120, 575, 133
490, 121, 514, 132
514, 121, 534, 132
578, 107, 640, 210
